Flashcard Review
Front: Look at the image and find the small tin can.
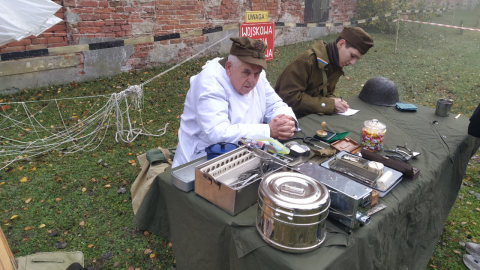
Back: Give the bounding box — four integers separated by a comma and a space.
361, 119, 386, 151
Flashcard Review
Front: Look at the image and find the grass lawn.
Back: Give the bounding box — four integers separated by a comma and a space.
1, 8, 479, 270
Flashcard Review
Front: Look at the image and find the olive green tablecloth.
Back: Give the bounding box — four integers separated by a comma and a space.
134, 96, 480, 270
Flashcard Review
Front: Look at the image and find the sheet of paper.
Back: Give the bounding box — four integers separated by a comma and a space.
335, 108, 359, 116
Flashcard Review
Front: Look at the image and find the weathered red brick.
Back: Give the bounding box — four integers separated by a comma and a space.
114, 20, 128, 25
31, 38, 48, 44
94, 21, 105, 26
98, 1, 109, 8
170, 39, 182, 44
79, 27, 102, 33
48, 24, 67, 31
54, 12, 65, 19
77, 1, 98, 7
121, 25, 132, 30
80, 21, 95, 27
54, 31, 67, 37
47, 37, 65, 43
112, 26, 122, 31
105, 33, 116, 38
95, 7, 115, 13
1, 46, 25, 53
6, 39, 32, 46
115, 31, 126, 37
133, 52, 148, 58
115, 7, 124, 12
80, 14, 100, 21
100, 14, 111, 20
162, 25, 175, 30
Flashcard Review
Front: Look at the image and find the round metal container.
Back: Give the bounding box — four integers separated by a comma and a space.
205, 142, 238, 160
256, 171, 330, 253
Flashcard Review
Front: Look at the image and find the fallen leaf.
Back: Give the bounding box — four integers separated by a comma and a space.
10, 215, 19, 220
149, 254, 155, 259
92, 154, 97, 157
168, 242, 172, 248
39, 224, 46, 228
453, 250, 461, 254
144, 249, 152, 254
0, 182, 4, 185
144, 231, 149, 236
462, 222, 467, 225
25, 198, 32, 204
113, 262, 119, 267
22, 238, 28, 241
20, 177, 27, 183
430, 264, 436, 268
79, 221, 85, 226
24, 226, 32, 231
88, 244, 94, 248
82, 187, 87, 192
104, 184, 111, 188
55, 198, 61, 201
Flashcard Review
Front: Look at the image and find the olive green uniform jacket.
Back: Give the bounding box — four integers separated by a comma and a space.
274, 41, 344, 118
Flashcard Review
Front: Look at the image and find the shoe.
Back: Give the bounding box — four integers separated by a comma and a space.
464, 254, 480, 270
467, 242, 480, 258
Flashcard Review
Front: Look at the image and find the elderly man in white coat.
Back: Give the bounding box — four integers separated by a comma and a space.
172, 37, 298, 167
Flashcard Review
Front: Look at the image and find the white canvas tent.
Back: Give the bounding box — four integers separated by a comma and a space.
0, 0, 62, 46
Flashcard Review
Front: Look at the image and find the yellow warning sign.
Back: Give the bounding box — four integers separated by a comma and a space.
245, 11, 269, 23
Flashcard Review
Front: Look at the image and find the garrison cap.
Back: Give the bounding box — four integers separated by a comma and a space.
339, 27, 374, 55
219, 37, 268, 70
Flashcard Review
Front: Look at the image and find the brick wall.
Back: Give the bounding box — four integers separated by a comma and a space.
0, 0, 465, 83
0, 0, 67, 53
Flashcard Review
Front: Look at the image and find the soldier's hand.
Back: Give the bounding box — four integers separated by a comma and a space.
333, 98, 349, 113
269, 114, 295, 140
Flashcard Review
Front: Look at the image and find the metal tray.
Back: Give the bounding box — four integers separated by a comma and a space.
320, 151, 403, 197
171, 157, 208, 192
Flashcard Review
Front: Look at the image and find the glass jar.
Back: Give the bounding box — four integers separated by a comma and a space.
361, 119, 386, 151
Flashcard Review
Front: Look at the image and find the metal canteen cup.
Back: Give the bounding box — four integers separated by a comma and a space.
435, 99, 454, 117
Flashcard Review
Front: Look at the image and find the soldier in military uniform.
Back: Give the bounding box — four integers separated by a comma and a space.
274, 27, 374, 118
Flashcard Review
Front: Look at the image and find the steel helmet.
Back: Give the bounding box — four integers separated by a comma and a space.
358, 77, 399, 106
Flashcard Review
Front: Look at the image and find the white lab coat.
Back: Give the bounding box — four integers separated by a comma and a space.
172, 58, 297, 168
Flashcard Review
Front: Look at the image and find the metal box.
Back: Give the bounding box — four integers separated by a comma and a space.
294, 162, 372, 228
171, 157, 208, 192
194, 147, 285, 216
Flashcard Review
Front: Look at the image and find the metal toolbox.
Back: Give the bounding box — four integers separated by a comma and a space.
294, 162, 372, 228
194, 147, 286, 216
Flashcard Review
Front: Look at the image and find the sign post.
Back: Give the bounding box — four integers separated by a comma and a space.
240, 11, 275, 61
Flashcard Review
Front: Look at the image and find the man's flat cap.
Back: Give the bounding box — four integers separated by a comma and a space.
339, 27, 374, 55
219, 37, 268, 69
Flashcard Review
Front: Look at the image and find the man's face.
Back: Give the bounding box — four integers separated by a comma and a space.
337, 39, 362, 68
225, 60, 262, 95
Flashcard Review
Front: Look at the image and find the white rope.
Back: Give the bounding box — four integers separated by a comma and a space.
0, 33, 234, 169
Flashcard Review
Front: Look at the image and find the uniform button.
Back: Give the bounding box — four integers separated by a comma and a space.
321, 103, 326, 107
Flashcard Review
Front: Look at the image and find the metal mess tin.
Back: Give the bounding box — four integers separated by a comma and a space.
256, 172, 330, 253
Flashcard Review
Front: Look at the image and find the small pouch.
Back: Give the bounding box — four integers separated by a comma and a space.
396, 103, 418, 112
15, 251, 84, 270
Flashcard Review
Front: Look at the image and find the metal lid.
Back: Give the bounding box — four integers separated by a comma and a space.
259, 172, 330, 216
205, 142, 238, 155
363, 119, 386, 132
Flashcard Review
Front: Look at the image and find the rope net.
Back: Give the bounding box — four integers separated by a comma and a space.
0, 85, 168, 171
